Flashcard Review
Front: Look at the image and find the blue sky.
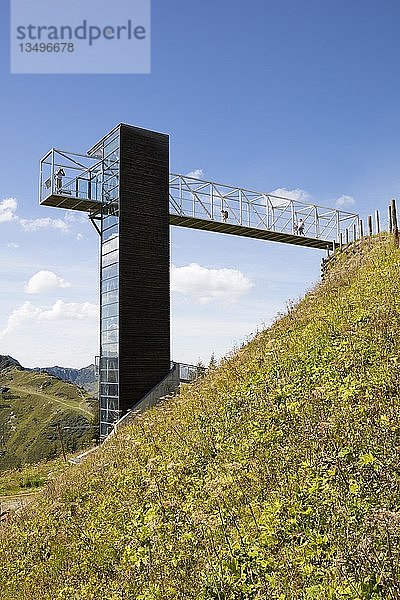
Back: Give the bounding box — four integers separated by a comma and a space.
1, 0, 399, 368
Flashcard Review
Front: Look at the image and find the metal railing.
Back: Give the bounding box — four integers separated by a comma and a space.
39, 149, 105, 205
100, 361, 205, 440
169, 174, 359, 244
39, 149, 359, 245
177, 362, 205, 382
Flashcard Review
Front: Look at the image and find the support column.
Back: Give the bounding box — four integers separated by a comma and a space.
118, 125, 171, 416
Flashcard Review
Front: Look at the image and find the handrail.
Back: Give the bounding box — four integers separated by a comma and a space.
40, 148, 360, 246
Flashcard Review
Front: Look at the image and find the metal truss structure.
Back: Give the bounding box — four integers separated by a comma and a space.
40, 150, 359, 251
169, 174, 359, 249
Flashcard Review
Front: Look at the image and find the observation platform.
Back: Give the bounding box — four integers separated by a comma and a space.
41, 193, 101, 213
40, 148, 359, 251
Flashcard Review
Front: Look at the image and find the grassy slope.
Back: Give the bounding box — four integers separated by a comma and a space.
1, 236, 400, 599
0, 457, 70, 497
0, 369, 97, 470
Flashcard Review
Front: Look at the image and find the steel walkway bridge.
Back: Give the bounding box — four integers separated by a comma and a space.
40, 148, 359, 250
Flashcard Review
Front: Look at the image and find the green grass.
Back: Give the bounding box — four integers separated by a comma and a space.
0, 369, 97, 471
0, 457, 70, 497
1, 235, 400, 599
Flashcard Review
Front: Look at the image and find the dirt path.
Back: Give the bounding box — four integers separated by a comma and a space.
0, 492, 36, 522
10, 385, 92, 417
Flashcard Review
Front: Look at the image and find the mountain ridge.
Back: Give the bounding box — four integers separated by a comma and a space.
0, 355, 22, 373
0, 356, 98, 395
32, 364, 97, 394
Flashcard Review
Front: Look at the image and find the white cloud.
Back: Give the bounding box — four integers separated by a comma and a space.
0, 198, 86, 235
64, 211, 87, 224
268, 188, 356, 211
38, 299, 98, 321
1, 302, 41, 337
335, 194, 355, 208
186, 169, 205, 179
76, 233, 84, 241
0, 198, 18, 223
267, 188, 312, 210
7, 242, 19, 249
269, 188, 311, 203
1, 300, 99, 337
25, 271, 71, 294
19, 217, 70, 232
171, 263, 253, 304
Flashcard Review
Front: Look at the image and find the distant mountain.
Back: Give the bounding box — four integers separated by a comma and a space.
33, 365, 98, 395
0, 355, 22, 373
0, 356, 98, 394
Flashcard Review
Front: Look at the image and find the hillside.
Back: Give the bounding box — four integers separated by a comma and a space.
0, 456, 70, 497
0, 366, 97, 471
33, 364, 98, 395
1, 235, 400, 599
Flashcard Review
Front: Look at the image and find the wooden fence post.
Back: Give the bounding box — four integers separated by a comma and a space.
375, 209, 380, 234
367, 215, 373, 237
391, 199, 399, 247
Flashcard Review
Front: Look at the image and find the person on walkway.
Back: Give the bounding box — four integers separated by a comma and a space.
55, 168, 65, 192
221, 209, 228, 222
298, 218, 305, 235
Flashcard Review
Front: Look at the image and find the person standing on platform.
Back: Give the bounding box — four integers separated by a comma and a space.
55, 168, 65, 192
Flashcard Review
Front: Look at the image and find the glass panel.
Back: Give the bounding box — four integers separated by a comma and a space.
100, 423, 110, 437
100, 369, 118, 383
103, 187, 119, 202
104, 135, 119, 155
102, 237, 119, 255
101, 343, 118, 357
101, 383, 119, 397
102, 263, 118, 280
99, 130, 120, 439
102, 303, 118, 319
103, 173, 119, 186
102, 277, 118, 294
103, 215, 118, 229
102, 330, 118, 345
103, 397, 119, 412
103, 151, 119, 165
103, 197, 118, 211
102, 225, 118, 243
103, 172, 118, 184
102, 290, 118, 305
102, 250, 119, 267
103, 154, 118, 165
103, 178, 119, 191
100, 357, 119, 370
102, 316, 118, 331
